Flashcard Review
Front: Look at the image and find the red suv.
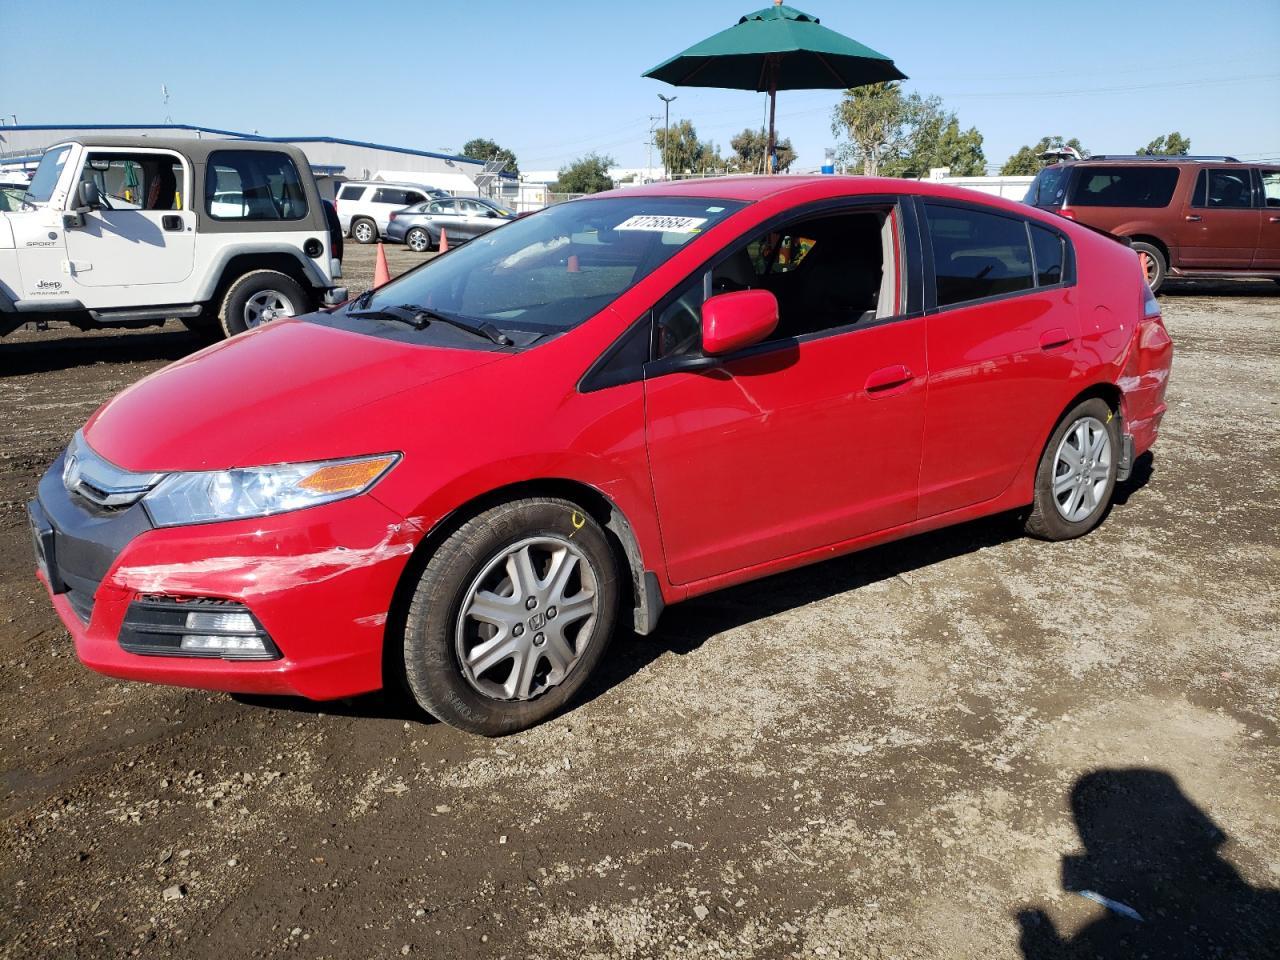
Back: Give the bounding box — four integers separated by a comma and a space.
29, 177, 1172, 735
1025, 155, 1280, 291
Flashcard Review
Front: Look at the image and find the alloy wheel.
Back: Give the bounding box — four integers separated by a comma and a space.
454, 536, 599, 701
407, 229, 430, 253
1052, 415, 1112, 522
353, 221, 373, 243
243, 289, 297, 329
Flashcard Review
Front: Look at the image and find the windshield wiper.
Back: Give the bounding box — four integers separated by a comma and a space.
348, 303, 513, 346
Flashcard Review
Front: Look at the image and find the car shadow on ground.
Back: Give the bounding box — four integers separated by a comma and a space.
1161, 279, 1279, 299
234, 455, 1157, 727
0, 327, 204, 376
1016, 768, 1280, 959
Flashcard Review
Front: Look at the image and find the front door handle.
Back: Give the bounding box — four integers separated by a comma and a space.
864, 364, 913, 396
1269, 216, 1280, 223
161, 215, 183, 232
1039, 327, 1073, 351
1185, 215, 1203, 222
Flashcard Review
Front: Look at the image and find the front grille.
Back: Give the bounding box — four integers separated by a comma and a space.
120, 596, 281, 661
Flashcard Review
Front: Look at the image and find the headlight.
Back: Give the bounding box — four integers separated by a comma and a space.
142, 454, 399, 527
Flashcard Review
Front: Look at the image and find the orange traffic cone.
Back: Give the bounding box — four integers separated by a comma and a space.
373, 242, 391, 287
567, 254, 581, 273
438, 228, 449, 253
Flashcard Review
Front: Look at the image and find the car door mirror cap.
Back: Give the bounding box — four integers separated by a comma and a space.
702, 290, 779, 356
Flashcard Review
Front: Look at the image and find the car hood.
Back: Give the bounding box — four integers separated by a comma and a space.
83, 319, 505, 472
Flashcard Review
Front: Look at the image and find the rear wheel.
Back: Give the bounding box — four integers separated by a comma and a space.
402, 498, 618, 736
351, 218, 377, 244
1025, 397, 1120, 541
1132, 241, 1166, 294
405, 227, 433, 253
218, 270, 308, 338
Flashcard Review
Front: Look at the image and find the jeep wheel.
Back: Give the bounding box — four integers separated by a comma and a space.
219, 270, 308, 338
406, 228, 433, 253
351, 218, 377, 244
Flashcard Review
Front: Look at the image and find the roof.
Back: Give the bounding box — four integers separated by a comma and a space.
41, 135, 313, 163
590, 173, 1057, 222
1, 124, 502, 170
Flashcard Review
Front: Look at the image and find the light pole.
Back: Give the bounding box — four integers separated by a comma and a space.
657, 94, 677, 180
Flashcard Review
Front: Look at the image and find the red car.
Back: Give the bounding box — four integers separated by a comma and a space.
29, 176, 1172, 736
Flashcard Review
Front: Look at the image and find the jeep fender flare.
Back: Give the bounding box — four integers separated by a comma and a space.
194, 244, 331, 303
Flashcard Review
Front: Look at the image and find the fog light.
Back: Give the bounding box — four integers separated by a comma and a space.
119, 597, 281, 660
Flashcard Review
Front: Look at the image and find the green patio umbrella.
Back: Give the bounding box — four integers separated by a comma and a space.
643, 0, 906, 172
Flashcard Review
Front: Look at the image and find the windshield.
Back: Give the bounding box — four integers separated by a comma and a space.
354, 196, 745, 335
22, 146, 72, 205
1024, 164, 1069, 207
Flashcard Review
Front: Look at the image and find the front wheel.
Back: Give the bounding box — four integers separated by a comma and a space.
402, 498, 619, 736
1025, 398, 1120, 541
405, 227, 433, 253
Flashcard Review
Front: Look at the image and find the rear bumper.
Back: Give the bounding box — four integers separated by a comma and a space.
33, 465, 420, 700
1120, 316, 1174, 458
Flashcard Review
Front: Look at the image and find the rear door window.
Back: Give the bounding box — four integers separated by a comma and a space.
373, 188, 414, 205
1260, 168, 1280, 208
1192, 169, 1254, 209
925, 204, 1034, 307
1070, 166, 1180, 208
205, 150, 308, 221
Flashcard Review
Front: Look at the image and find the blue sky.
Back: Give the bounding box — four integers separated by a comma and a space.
3, 0, 1278, 172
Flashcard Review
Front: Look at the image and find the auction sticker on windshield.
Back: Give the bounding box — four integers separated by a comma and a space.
615, 215, 708, 233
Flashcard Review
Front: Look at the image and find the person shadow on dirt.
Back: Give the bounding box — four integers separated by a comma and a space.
1017, 768, 1280, 960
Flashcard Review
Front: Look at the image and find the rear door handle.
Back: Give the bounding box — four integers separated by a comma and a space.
1039, 327, 1073, 351
161, 215, 183, 232
864, 364, 913, 396
1184, 215, 1203, 222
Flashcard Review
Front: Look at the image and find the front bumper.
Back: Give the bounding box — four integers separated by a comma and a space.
32, 458, 419, 700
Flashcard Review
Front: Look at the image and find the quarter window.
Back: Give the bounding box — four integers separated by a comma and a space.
1071, 166, 1179, 208
205, 150, 307, 221
1030, 224, 1065, 286
925, 205, 1033, 307
337, 184, 365, 201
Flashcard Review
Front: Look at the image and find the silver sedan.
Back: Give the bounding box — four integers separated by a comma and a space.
384, 197, 517, 251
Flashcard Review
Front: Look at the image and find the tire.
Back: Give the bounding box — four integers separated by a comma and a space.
218, 270, 309, 338
405, 227, 433, 253
1132, 241, 1166, 294
351, 218, 377, 244
402, 498, 619, 736
1025, 397, 1120, 541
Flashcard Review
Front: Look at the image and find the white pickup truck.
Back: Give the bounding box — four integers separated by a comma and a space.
0, 136, 346, 339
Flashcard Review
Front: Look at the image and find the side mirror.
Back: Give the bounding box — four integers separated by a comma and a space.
701, 289, 779, 356
486, 210, 498, 218
77, 181, 101, 211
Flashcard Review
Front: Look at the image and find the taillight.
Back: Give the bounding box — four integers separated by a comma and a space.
389, 212, 397, 221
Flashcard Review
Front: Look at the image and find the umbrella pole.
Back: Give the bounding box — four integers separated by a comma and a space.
766, 59, 778, 175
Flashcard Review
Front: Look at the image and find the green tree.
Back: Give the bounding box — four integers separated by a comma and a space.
554, 153, 615, 194
654, 119, 722, 176
727, 128, 796, 174
1137, 132, 1191, 156
1000, 137, 1087, 175
461, 137, 519, 174
831, 82, 985, 178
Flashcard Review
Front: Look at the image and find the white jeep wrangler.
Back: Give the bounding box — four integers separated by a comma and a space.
0, 136, 346, 340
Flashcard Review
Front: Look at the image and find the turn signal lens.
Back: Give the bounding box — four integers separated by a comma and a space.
298, 456, 398, 494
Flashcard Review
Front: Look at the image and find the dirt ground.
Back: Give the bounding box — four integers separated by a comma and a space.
1, 246, 1277, 959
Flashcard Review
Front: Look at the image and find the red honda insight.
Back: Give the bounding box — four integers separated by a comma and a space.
29, 177, 1172, 735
